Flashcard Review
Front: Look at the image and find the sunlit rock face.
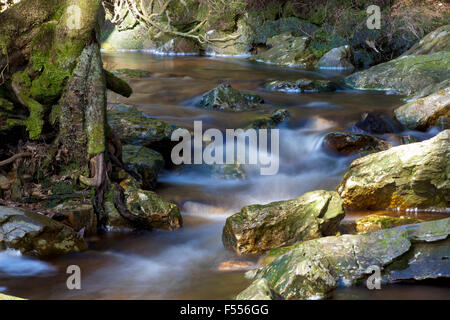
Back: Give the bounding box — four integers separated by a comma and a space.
0, 206, 86, 256
394, 87, 450, 131
238, 218, 450, 300
222, 190, 345, 256
401, 24, 450, 56
337, 130, 449, 211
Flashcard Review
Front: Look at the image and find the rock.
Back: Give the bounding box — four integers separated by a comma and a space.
394, 86, 450, 131
122, 145, 164, 189
344, 52, 450, 97
245, 109, 289, 129
323, 132, 392, 155
155, 37, 200, 55
0, 174, 9, 189
119, 178, 182, 231
107, 104, 180, 157
100, 15, 150, 50
113, 69, 151, 78
217, 261, 255, 272
337, 130, 449, 210
239, 218, 450, 300
0, 206, 86, 256
0, 293, 25, 300
211, 163, 247, 180
235, 279, 279, 300
253, 17, 318, 45
251, 32, 316, 68
402, 25, 450, 56
355, 214, 421, 234
352, 112, 397, 134
316, 45, 354, 70
52, 201, 97, 236
222, 190, 345, 255
383, 237, 450, 282
198, 84, 264, 112
265, 79, 337, 93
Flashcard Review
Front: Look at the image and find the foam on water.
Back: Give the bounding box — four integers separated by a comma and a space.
0, 249, 56, 277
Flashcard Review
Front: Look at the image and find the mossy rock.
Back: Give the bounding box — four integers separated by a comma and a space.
122, 145, 164, 190
344, 52, 450, 97
323, 132, 392, 156
356, 214, 421, 234
113, 69, 151, 78
0, 293, 25, 300
402, 25, 450, 56
198, 84, 264, 112
337, 130, 449, 210
222, 190, 345, 256
245, 109, 289, 130
0, 206, 87, 256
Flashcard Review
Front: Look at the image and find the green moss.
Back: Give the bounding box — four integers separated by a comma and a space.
23, 96, 45, 140
87, 123, 105, 155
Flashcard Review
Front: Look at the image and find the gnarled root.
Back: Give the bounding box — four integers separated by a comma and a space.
80, 153, 106, 188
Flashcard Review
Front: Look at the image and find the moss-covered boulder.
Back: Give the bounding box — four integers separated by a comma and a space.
119, 178, 182, 231
222, 190, 344, 255
344, 52, 450, 97
0, 206, 86, 256
316, 45, 354, 70
107, 104, 180, 157
394, 86, 450, 131
323, 132, 391, 155
265, 79, 337, 93
245, 109, 289, 130
337, 130, 449, 210
402, 25, 450, 56
240, 218, 450, 300
198, 84, 264, 112
122, 145, 164, 190
154, 37, 200, 55
251, 32, 316, 68
355, 214, 421, 234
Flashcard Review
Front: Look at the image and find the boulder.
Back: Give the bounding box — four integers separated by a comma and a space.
107, 104, 180, 157
394, 86, 450, 131
235, 279, 279, 300
154, 37, 200, 55
122, 145, 164, 189
245, 109, 289, 129
0, 206, 86, 256
344, 52, 450, 97
239, 218, 450, 300
316, 45, 354, 70
323, 132, 391, 155
222, 190, 345, 255
251, 32, 316, 68
402, 25, 450, 56
52, 201, 97, 236
355, 214, 421, 234
337, 130, 449, 210
198, 84, 264, 112
265, 79, 337, 93
117, 178, 182, 231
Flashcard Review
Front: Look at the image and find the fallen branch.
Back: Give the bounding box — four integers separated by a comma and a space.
0, 152, 31, 167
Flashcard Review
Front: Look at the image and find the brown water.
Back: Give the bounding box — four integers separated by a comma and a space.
1, 52, 448, 300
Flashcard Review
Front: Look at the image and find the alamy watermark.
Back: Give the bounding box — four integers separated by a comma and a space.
366, 265, 382, 290
171, 121, 280, 176
367, 5, 381, 30
66, 265, 81, 290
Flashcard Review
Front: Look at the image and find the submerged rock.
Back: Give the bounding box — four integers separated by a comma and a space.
107, 104, 180, 157
0, 206, 86, 256
113, 69, 151, 78
352, 112, 397, 134
316, 45, 354, 70
323, 132, 391, 155
245, 109, 289, 129
251, 32, 316, 68
394, 86, 450, 131
122, 145, 164, 189
337, 130, 449, 210
402, 25, 450, 56
119, 178, 182, 231
344, 52, 450, 97
238, 218, 450, 300
198, 84, 264, 112
355, 214, 421, 234
265, 79, 337, 93
217, 261, 255, 272
222, 190, 345, 255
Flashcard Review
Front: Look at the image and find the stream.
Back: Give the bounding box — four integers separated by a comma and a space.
0, 52, 448, 300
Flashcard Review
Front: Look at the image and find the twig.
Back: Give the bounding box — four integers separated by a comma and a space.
0, 152, 31, 167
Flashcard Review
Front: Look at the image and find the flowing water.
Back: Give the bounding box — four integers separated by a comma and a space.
1, 53, 448, 300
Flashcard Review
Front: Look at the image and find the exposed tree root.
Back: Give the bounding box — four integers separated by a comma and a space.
0, 152, 31, 167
